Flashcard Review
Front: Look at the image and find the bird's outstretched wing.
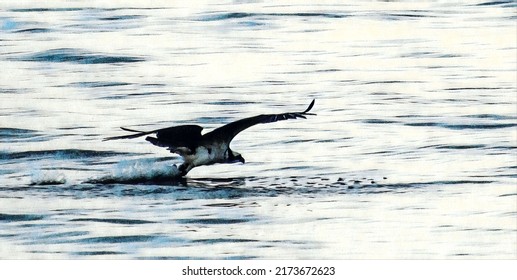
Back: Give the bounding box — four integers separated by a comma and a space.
204, 99, 315, 143
103, 127, 154, 141
104, 125, 203, 151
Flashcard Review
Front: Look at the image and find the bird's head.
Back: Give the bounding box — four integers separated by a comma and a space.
227, 149, 245, 164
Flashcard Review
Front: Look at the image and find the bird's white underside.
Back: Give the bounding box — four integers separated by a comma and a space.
184, 142, 228, 167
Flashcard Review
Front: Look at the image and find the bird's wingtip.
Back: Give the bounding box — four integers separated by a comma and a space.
120, 127, 143, 133
303, 99, 315, 114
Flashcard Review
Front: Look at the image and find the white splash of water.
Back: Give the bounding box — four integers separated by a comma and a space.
108, 158, 181, 182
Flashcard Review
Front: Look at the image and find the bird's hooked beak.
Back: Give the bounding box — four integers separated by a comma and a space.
228, 150, 245, 164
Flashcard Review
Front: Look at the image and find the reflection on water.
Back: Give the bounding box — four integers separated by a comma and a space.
0, 1, 516, 259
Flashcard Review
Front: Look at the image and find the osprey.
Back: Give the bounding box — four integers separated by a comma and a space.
104, 100, 315, 176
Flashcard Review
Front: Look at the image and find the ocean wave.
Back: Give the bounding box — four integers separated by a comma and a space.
69, 218, 156, 224
14, 28, 51, 33
198, 12, 348, 21
404, 122, 516, 130
20, 48, 144, 64
176, 218, 257, 224
0, 127, 36, 135
77, 235, 161, 244
100, 15, 144, 21
463, 114, 517, 120
66, 81, 132, 88
0, 127, 46, 142
10, 7, 85, 12
425, 144, 487, 150
1, 149, 130, 160
0, 213, 45, 222
476, 0, 517, 7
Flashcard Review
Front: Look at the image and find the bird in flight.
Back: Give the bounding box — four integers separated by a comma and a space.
104, 99, 315, 176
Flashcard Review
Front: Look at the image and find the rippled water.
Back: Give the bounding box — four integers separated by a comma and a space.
1, 1, 516, 259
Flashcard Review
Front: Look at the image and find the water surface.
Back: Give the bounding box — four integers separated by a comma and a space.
0, 1, 516, 259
